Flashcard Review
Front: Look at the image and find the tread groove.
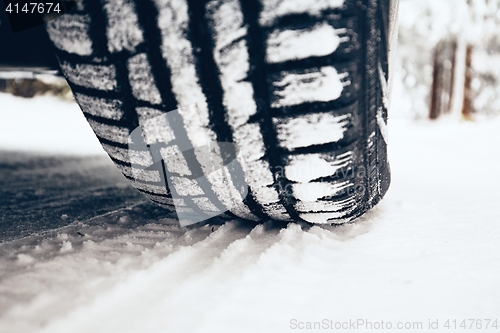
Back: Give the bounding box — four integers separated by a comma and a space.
239, 0, 302, 222
133, 0, 239, 222
185, 0, 269, 222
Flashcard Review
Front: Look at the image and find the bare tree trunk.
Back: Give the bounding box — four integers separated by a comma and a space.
447, 39, 457, 113
462, 44, 473, 119
429, 47, 442, 119
429, 39, 465, 120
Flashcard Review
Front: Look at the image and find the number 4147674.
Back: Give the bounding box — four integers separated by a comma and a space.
444, 319, 498, 330
5, 3, 61, 14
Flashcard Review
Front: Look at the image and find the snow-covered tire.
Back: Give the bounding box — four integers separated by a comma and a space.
46, 0, 391, 224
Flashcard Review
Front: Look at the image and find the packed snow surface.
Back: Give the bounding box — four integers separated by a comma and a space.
1, 94, 500, 333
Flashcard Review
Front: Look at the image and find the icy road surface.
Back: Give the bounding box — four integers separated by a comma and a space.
1, 93, 500, 332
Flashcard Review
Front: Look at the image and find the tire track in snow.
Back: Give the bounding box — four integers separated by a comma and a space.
31, 222, 254, 333
21, 221, 288, 333
27, 219, 373, 333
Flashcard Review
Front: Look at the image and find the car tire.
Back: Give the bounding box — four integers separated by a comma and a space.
46, 0, 391, 224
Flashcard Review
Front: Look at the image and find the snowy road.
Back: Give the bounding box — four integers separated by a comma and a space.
1, 94, 500, 332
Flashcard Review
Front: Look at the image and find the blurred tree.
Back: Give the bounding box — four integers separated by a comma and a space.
396, 0, 500, 119
0, 78, 72, 99
429, 40, 455, 119
462, 44, 473, 120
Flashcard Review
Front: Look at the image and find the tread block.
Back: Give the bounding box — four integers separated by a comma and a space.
285, 151, 352, 182
116, 163, 162, 183
148, 194, 174, 206
261, 202, 294, 221
292, 180, 352, 202
74, 93, 124, 120
131, 179, 169, 196
233, 123, 291, 220
273, 112, 351, 150
128, 53, 163, 104
266, 22, 342, 63
155, 0, 211, 120
294, 196, 356, 212
102, 143, 154, 166
270, 66, 345, 108
203, 167, 259, 219
170, 177, 205, 196
173, 198, 187, 207
136, 107, 176, 145
46, 14, 93, 55
103, 0, 144, 53
61, 61, 117, 91
208, 0, 257, 128
87, 119, 130, 144
174, 206, 196, 214
207, 0, 246, 50
259, 0, 345, 26
160, 146, 192, 176
299, 212, 349, 224
192, 197, 220, 212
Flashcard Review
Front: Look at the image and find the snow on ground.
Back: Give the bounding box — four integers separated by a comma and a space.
1, 94, 500, 333
0, 93, 104, 155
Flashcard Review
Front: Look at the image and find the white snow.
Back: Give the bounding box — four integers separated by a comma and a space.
46, 14, 93, 56
271, 66, 344, 108
292, 180, 351, 203
266, 23, 342, 64
0, 93, 104, 155
285, 152, 351, 183
273, 112, 350, 149
103, 0, 144, 53
259, 0, 345, 26
2, 92, 500, 332
127, 53, 163, 105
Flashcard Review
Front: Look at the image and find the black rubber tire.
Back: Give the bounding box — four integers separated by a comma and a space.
46, 0, 391, 224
